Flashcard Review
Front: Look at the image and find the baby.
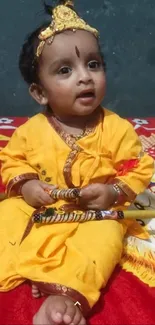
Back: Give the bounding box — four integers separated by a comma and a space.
0, 1, 153, 324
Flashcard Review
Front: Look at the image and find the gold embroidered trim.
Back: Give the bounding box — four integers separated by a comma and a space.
45, 110, 101, 187
32, 281, 90, 316
7, 173, 39, 197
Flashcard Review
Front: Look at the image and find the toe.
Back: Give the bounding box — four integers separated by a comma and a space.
32, 292, 40, 298
50, 298, 67, 324
32, 289, 41, 298
70, 307, 82, 325
63, 303, 76, 324
32, 284, 41, 298
32, 284, 38, 291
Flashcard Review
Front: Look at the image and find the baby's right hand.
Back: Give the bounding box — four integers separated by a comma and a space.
21, 179, 57, 208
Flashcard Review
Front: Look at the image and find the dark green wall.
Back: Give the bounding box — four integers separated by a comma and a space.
0, 0, 155, 117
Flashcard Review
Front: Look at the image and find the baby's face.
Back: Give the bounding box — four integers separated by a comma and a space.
38, 30, 106, 119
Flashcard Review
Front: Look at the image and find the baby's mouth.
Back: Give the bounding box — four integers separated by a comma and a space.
76, 90, 95, 99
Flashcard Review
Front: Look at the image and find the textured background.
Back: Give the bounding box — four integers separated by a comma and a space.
0, 0, 155, 117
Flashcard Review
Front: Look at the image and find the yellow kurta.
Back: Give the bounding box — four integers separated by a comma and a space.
0, 108, 153, 307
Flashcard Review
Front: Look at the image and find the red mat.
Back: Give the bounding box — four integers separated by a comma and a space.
1, 267, 155, 325
0, 116, 155, 324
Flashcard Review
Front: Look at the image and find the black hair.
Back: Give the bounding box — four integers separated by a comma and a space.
19, 22, 49, 85
19, 1, 106, 85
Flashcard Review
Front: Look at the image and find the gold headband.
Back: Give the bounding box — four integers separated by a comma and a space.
36, 0, 99, 57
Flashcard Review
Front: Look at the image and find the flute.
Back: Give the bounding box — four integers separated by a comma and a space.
32, 208, 155, 224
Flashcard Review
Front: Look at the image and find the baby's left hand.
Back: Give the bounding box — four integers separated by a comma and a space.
79, 183, 117, 210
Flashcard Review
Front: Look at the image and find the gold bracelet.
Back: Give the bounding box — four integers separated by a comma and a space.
112, 183, 124, 206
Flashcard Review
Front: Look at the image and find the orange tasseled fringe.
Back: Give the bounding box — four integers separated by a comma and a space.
120, 237, 155, 287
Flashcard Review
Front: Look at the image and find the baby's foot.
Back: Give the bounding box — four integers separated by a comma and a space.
32, 284, 44, 298
33, 295, 86, 325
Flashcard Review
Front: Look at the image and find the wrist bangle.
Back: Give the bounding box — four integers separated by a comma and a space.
112, 183, 125, 206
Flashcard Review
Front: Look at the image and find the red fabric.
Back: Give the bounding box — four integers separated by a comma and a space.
0, 268, 155, 325
116, 159, 139, 176
0, 116, 155, 324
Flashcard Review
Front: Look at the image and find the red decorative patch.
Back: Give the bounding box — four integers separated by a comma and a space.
117, 159, 139, 176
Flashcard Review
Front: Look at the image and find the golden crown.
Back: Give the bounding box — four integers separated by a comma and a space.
36, 0, 99, 57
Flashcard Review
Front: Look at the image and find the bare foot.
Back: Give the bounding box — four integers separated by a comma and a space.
33, 295, 86, 325
32, 284, 44, 298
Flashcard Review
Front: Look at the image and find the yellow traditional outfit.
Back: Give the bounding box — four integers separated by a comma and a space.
0, 0, 154, 314
0, 108, 153, 310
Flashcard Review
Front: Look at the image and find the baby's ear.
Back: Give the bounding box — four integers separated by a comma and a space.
29, 83, 48, 105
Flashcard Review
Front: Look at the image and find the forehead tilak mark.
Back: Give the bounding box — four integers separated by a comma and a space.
75, 46, 80, 58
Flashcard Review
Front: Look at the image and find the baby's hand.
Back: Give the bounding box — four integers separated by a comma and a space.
21, 179, 57, 208
79, 183, 117, 210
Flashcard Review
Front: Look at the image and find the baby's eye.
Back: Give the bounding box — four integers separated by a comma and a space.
88, 60, 101, 69
58, 67, 72, 74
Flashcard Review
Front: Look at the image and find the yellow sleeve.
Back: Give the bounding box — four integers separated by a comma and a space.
109, 118, 154, 201
0, 126, 38, 196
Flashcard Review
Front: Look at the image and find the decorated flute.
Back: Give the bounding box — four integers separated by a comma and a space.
20, 187, 154, 244
35, 188, 155, 224
32, 208, 155, 224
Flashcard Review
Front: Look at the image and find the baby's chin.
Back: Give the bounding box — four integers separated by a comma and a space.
73, 105, 98, 117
